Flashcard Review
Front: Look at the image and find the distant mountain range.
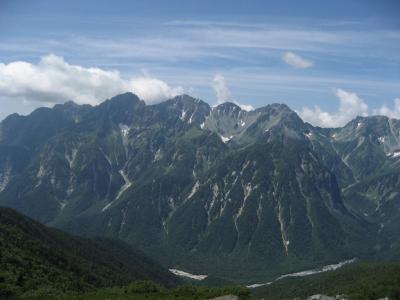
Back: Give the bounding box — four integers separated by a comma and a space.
1, 92, 399, 281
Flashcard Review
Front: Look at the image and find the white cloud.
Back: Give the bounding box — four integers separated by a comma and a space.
127, 78, 183, 104
237, 103, 254, 112
299, 88, 368, 127
0, 54, 183, 106
211, 74, 253, 111
282, 51, 313, 69
212, 74, 231, 104
373, 98, 400, 119
299, 89, 400, 127
335, 88, 369, 117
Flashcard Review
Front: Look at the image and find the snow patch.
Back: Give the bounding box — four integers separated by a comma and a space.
187, 181, 200, 199
169, 269, 207, 280
65, 148, 78, 168
153, 148, 162, 161
0, 164, 11, 192
240, 160, 251, 175
277, 202, 289, 255
220, 135, 233, 143
392, 151, 400, 158
247, 282, 272, 289
59, 201, 67, 210
212, 183, 219, 199
233, 182, 253, 233
247, 258, 356, 289
37, 164, 45, 179
116, 170, 132, 199
188, 112, 195, 124
102, 202, 112, 212
66, 180, 74, 196
119, 124, 130, 137
102, 170, 132, 212
180, 109, 187, 121
243, 182, 252, 200
278, 258, 356, 280
200, 122, 205, 129
207, 184, 219, 217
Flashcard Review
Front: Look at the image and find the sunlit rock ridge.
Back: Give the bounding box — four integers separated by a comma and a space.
1, 92, 399, 281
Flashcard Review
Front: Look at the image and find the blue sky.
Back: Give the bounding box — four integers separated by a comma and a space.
0, 0, 399, 126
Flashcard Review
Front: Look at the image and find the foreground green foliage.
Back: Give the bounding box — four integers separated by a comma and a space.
0, 207, 179, 299
252, 262, 400, 300
15, 281, 252, 300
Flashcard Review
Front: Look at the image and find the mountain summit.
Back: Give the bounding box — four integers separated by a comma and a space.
0, 92, 398, 281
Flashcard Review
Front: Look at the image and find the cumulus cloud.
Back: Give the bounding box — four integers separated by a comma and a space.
212, 74, 231, 104
237, 103, 254, 112
282, 51, 313, 69
0, 54, 183, 106
299, 88, 368, 127
373, 98, 400, 119
211, 74, 253, 111
127, 77, 183, 104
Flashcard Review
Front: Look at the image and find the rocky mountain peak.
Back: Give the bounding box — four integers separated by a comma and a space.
101, 92, 144, 110
158, 94, 211, 125
213, 102, 243, 116
1, 92, 399, 281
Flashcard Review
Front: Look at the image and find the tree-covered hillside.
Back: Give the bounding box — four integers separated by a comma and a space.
0, 207, 179, 298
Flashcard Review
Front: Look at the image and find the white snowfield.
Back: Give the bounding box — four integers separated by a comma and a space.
169, 258, 356, 286
169, 269, 208, 280
220, 135, 233, 143
246, 258, 356, 289
392, 151, 400, 158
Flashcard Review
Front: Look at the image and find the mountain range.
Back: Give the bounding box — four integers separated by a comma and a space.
1, 92, 399, 282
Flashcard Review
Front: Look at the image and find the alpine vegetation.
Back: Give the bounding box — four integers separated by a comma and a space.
1, 92, 399, 282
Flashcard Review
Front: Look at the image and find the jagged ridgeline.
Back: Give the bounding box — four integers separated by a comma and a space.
0, 92, 399, 281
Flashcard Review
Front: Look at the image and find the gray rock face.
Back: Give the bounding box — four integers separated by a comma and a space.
0, 92, 398, 280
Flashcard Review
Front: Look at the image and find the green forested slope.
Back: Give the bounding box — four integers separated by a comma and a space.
0, 207, 179, 298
